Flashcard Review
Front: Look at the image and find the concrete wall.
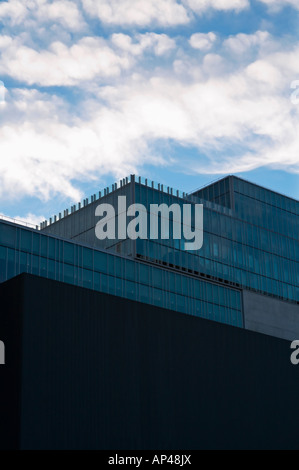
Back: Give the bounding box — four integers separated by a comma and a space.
243, 289, 299, 340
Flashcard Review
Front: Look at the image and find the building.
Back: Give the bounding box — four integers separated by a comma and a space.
2, 174, 298, 338
0, 174, 298, 449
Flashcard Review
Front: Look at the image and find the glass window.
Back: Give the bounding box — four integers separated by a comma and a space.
122, 259, 132, 281
206, 302, 213, 319
20, 230, 32, 252
176, 293, 186, 313
212, 284, 219, 304
205, 282, 213, 302
94, 250, 107, 273
18, 251, 28, 275
218, 286, 225, 306
194, 299, 202, 317
48, 238, 55, 259
125, 280, 136, 300
115, 276, 122, 296
31, 254, 39, 275
139, 283, 149, 302
48, 259, 55, 280
6, 248, 16, 279
0, 224, 16, 248
82, 268, 92, 288
175, 273, 182, 295
64, 264, 74, 284
100, 273, 108, 293
40, 256, 47, 276
114, 256, 122, 277
213, 304, 220, 321
32, 232, 40, 255
152, 267, 162, 289
93, 271, 101, 290
64, 242, 74, 264
0, 245, 7, 282
152, 287, 162, 307
40, 235, 48, 257
181, 275, 189, 295
83, 248, 93, 270
139, 263, 150, 284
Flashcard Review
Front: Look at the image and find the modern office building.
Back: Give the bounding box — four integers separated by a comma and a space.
1, 174, 298, 338
0, 174, 298, 449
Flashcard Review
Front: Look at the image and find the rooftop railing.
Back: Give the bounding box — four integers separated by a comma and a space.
37, 174, 233, 230
0, 214, 39, 230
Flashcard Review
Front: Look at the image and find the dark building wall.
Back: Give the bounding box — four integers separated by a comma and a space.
1, 273, 299, 450
0, 276, 23, 450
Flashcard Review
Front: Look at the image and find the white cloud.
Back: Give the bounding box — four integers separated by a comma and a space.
0, 0, 86, 30
189, 32, 217, 51
80, 0, 250, 27
0, 33, 176, 86
0, 0, 28, 25
111, 33, 176, 57
0, 87, 162, 201
257, 0, 299, 12
151, 34, 176, 56
202, 53, 225, 75
224, 31, 270, 55
182, 0, 249, 13
36, 0, 85, 31
0, 0, 252, 33
246, 59, 282, 86
0, 36, 132, 86
2, 34, 299, 205
81, 0, 190, 26
0, 1, 299, 207
84, 42, 299, 177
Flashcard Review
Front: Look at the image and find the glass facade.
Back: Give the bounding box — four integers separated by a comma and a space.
0, 220, 243, 327
1, 173, 297, 332
40, 174, 298, 305
192, 176, 233, 209
133, 177, 299, 304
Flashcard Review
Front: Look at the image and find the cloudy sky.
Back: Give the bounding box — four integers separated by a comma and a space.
0, 0, 298, 226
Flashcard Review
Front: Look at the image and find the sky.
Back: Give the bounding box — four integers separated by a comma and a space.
0, 0, 298, 227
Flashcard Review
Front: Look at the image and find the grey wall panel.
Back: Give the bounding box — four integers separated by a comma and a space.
243, 289, 299, 340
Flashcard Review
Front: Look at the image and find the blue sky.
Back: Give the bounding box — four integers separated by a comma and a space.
0, 0, 298, 226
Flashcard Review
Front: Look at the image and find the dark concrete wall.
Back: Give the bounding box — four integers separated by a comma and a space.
1, 274, 299, 449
